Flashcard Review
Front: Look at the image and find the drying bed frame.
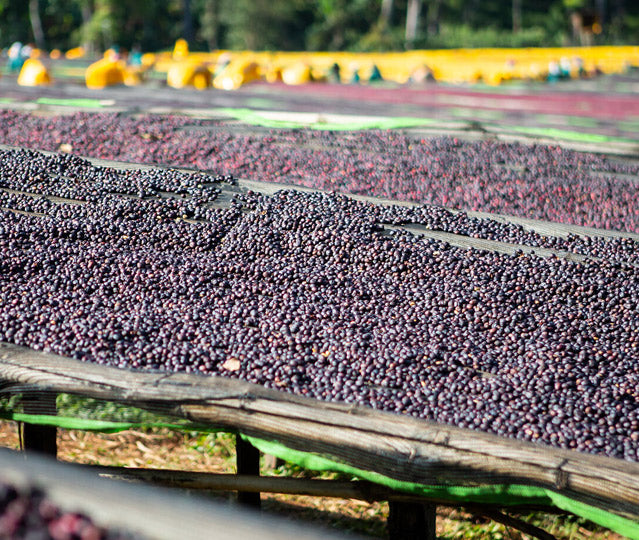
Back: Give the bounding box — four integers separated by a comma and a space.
1, 344, 638, 540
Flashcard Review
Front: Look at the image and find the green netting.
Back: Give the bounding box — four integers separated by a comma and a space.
565, 116, 600, 128
0, 411, 222, 434
49, 67, 89, 78
218, 107, 436, 131
509, 125, 639, 144
449, 107, 506, 120
618, 119, 639, 131
243, 436, 639, 540
218, 107, 639, 147
445, 82, 531, 93
0, 393, 224, 434
35, 97, 107, 108
244, 98, 280, 109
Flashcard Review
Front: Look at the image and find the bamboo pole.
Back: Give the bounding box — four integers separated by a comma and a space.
82, 465, 562, 514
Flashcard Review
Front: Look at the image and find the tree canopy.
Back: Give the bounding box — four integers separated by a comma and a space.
1, 0, 637, 53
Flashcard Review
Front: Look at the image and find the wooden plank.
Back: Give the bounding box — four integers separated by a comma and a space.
9, 174, 631, 263
407, 126, 639, 160
382, 224, 595, 263
78, 465, 564, 515
180, 403, 639, 518
88, 467, 391, 500
477, 507, 558, 540
241, 172, 639, 241
1, 345, 638, 520
0, 345, 635, 479
456, 210, 639, 241
89, 466, 563, 539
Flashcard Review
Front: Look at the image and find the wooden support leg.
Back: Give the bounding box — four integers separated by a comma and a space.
236, 436, 261, 509
21, 391, 57, 458
388, 501, 436, 540
262, 454, 285, 470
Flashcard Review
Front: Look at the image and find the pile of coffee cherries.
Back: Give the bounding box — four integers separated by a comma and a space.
1, 148, 638, 461
0, 479, 142, 539
0, 111, 637, 232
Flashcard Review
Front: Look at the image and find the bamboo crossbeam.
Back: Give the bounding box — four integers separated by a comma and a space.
88, 466, 413, 500
84, 465, 561, 516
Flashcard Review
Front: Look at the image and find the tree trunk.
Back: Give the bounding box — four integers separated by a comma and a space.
463, 0, 480, 26
405, 0, 422, 49
183, 0, 194, 43
609, 0, 624, 38
80, 1, 93, 53
426, 0, 442, 36
201, 0, 219, 50
379, 0, 394, 29
512, 0, 522, 32
29, 0, 46, 50
595, 0, 607, 25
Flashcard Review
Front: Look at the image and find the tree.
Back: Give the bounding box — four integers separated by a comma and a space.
183, 0, 194, 42
513, 0, 522, 31
219, 0, 314, 50
0, 1, 30, 45
405, 0, 421, 48
307, 0, 379, 50
76, 0, 115, 52
198, 0, 219, 49
29, 0, 46, 49
426, 0, 443, 35
379, 0, 394, 30
2, 0, 639, 54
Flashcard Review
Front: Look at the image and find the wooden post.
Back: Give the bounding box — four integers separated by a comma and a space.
236, 436, 261, 508
388, 501, 436, 540
262, 454, 285, 470
21, 391, 57, 458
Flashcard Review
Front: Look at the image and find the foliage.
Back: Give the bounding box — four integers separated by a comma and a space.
55, 393, 184, 425
306, 0, 380, 51
217, 0, 315, 51
42, 0, 83, 50
415, 24, 553, 49
72, 0, 184, 53
1, 1, 638, 55
0, 1, 30, 45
